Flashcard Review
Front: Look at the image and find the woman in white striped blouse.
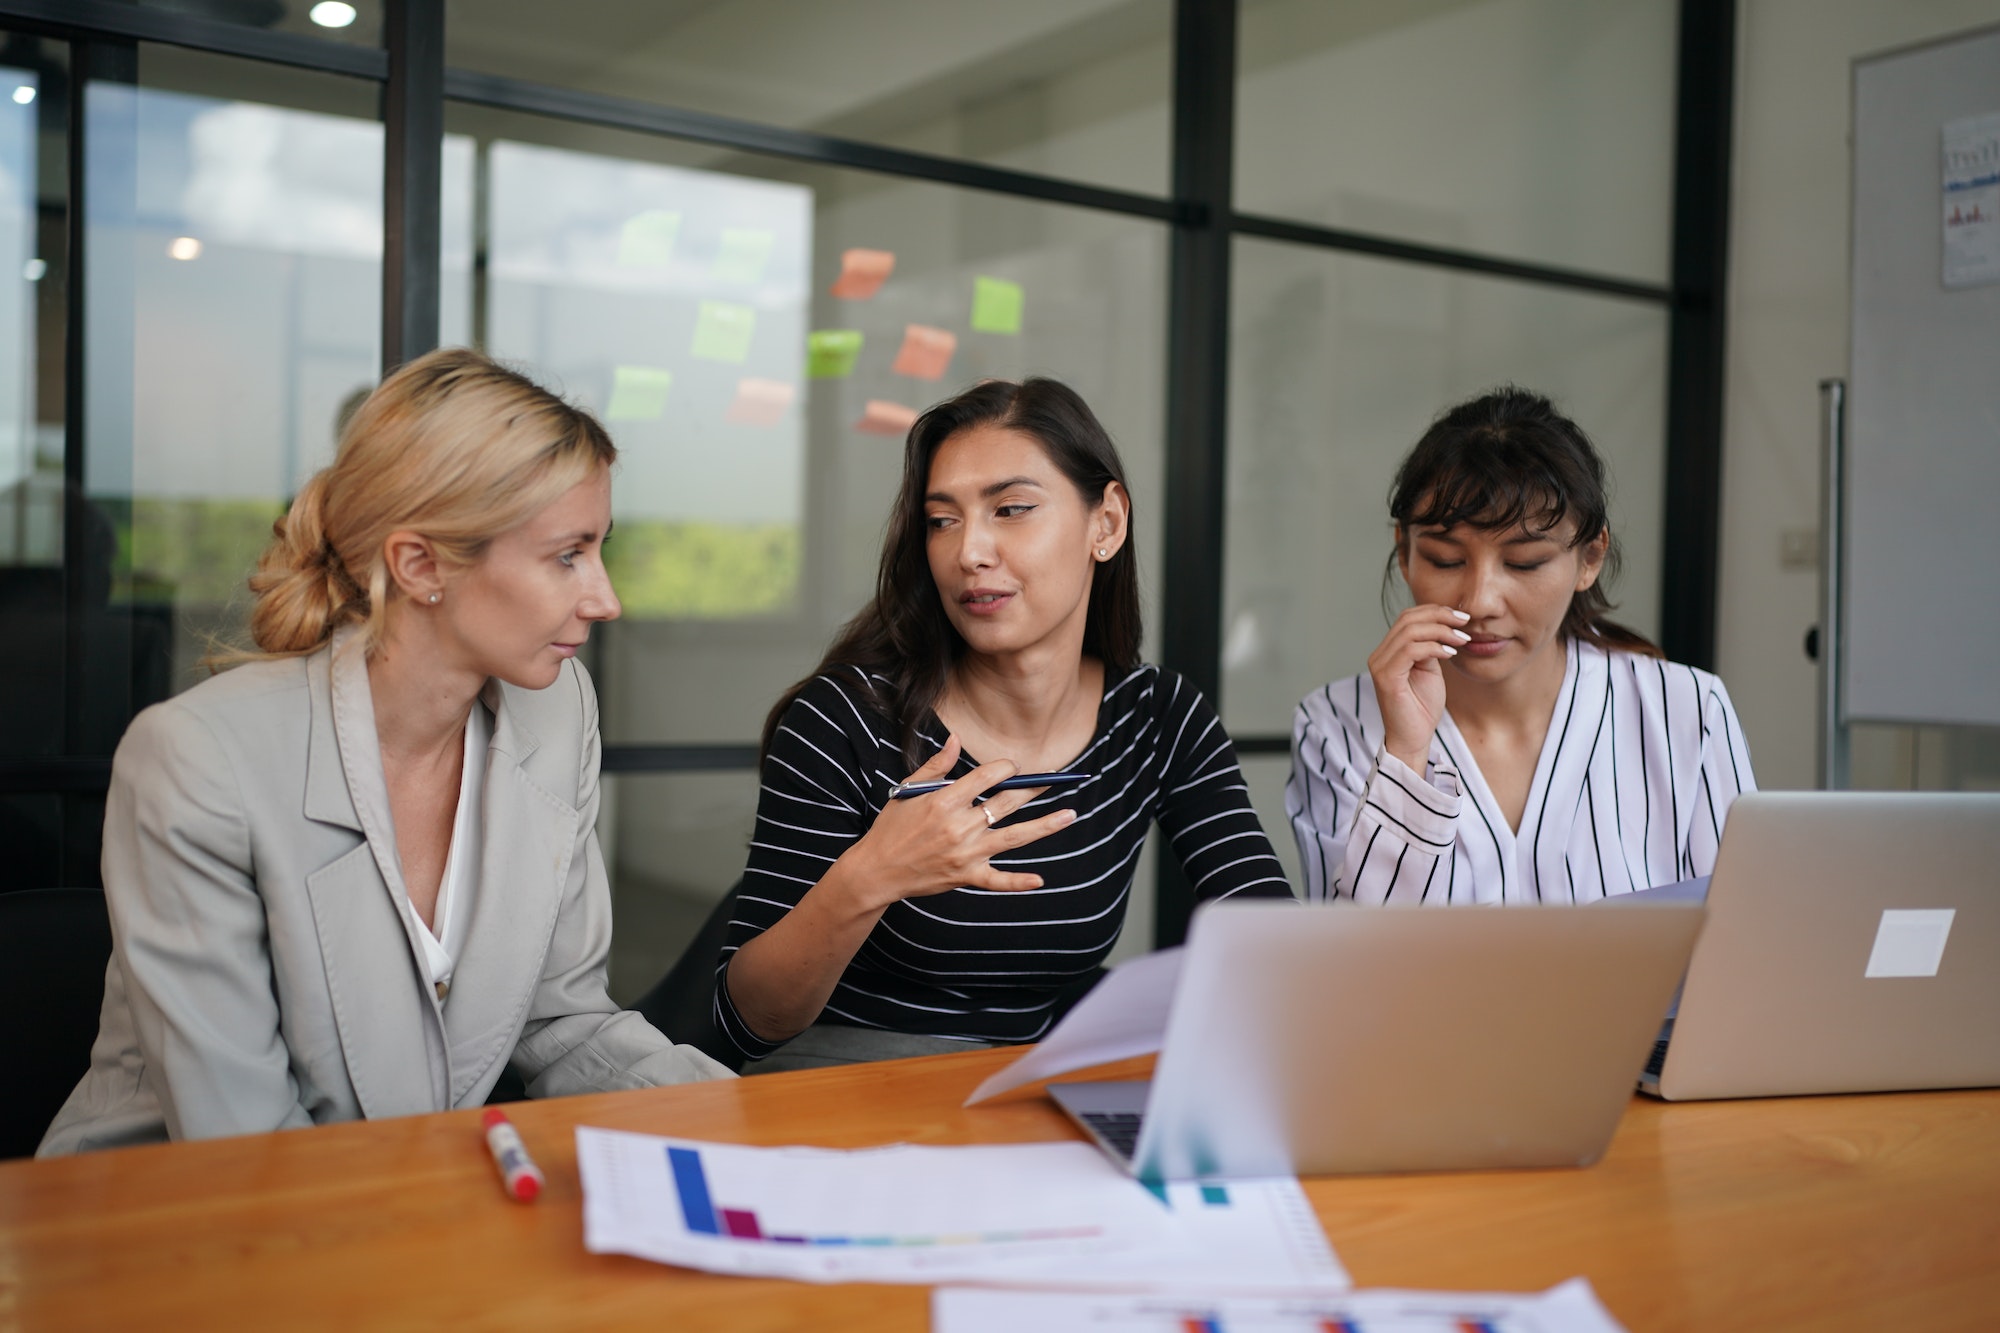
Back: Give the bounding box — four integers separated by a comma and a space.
1287, 387, 1756, 904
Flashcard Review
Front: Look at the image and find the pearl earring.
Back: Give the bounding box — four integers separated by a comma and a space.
428, 593, 440, 604
1096, 548, 1109, 560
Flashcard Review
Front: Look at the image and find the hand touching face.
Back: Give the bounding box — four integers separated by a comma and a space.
1397, 519, 1605, 686
1367, 518, 1605, 766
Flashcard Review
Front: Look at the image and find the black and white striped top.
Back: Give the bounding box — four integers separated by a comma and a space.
1285, 639, 1756, 904
716, 663, 1293, 1059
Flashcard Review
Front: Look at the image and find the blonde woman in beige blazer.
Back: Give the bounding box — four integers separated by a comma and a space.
41, 350, 729, 1155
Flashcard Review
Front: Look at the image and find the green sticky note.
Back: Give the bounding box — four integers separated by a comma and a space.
691, 301, 757, 363
806, 329, 864, 379
616, 210, 680, 267
969, 275, 1024, 334
711, 228, 775, 285
604, 365, 672, 421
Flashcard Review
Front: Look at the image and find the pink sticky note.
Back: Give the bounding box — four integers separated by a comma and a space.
890, 324, 957, 381
829, 248, 896, 300
855, 400, 919, 437
726, 378, 796, 427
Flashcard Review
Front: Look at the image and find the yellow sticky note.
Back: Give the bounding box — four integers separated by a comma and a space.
712, 228, 774, 285
829, 247, 895, 299
855, 399, 919, 437
969, 276, 1023, 334
605, 365, 672, 421
617, 211, 680, 267
692, 301, 757, 363
807, 329, 864, 379
727, 378, 796, 427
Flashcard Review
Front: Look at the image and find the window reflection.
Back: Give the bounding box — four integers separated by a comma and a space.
87, 84, 383, 686
484, 142, 812, 619
448, 105, 1170, 747
0, 64, 46, 566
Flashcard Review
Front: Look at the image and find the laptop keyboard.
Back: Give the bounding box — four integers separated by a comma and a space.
1646, 1039, 1669, 1078
1080, 1110, 1144, 1160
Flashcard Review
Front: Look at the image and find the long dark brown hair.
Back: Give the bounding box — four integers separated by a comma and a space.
1386, 386, 1661, 658
763, 378, 1143, 767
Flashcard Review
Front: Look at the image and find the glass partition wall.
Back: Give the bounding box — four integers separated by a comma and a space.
0, 0, 1727, 999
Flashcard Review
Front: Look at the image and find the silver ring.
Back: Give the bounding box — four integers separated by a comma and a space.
982, 805, 997, 828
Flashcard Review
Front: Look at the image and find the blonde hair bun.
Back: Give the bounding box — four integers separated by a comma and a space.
241, 347, 616, 660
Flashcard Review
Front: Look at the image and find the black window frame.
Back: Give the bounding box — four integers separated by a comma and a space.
0, 0, 1733, 944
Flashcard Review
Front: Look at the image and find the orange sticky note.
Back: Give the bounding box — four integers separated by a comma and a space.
890, 324, 957, 381
855, 400, 919, 437
726, 378, 796, 427
829, 248, 895, 300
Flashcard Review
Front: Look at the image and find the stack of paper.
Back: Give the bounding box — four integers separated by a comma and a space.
576, 1129, 1347, 1293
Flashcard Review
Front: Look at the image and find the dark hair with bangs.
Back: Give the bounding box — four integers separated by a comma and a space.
762, 377, 1143, 767
1385, 386, 1661, 658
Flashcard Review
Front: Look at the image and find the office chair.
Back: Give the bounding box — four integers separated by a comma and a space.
632, 883, 746, 1072
0, 888, 114, 1159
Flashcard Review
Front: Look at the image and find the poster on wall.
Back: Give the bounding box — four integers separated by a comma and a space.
1942, 109, 2000, 288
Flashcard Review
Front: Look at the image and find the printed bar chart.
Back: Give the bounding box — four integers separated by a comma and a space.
667, 1146, 1103, 1249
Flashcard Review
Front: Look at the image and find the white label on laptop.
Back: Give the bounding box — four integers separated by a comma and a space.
1864, 909, 1955, 978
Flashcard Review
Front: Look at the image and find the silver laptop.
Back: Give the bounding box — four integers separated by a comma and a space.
1638, 791, 2000, 1101
1050, 899, 1704, 1180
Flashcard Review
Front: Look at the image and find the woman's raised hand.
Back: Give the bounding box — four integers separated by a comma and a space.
1367, 605, 1470, 772
843, 736, 1078, 909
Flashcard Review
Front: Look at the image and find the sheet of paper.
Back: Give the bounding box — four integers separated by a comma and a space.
578, 1131, 1174, 1285
711, 227, 775, 286
1590, 875, 1708, 905
891, 323, 958, 380
965, 946, 1183, 1105
604, 365, 672, 421
970, 275, 1024, 333
726, 377, 795, 426
829, 247, 895, 299
577, 1130, 1346, 1294
806, 328, 864, 378
1025, 1176, 1348, 1296
616, 210, 680, 267
1943, 110, 2000, 289
855, 399, 919, 437
934, 1277, 1627, 1333
691, 301, 757, 363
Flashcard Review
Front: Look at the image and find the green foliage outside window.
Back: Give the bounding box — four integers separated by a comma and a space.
114, 500, 797, 620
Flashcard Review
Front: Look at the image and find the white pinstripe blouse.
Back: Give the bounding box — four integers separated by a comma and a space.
717, 664, 1294, 1060
1285, 639, 1756, 904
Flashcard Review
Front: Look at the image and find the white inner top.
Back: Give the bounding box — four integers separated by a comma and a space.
412, 702, 490, 995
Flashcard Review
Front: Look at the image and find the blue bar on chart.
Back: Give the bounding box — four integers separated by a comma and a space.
668, 1146, 719, 1234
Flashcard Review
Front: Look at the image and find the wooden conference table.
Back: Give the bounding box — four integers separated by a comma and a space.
2, 1048, 1996, 1332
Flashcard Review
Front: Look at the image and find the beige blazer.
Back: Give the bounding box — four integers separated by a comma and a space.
40, 628, 729, 1155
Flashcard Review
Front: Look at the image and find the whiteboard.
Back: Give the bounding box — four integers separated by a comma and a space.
1845, 24, 2000, 728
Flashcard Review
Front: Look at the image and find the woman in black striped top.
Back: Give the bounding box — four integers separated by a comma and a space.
718, 379, 1292, 1069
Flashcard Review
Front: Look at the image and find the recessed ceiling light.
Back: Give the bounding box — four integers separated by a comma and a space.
11, 87, 34, 105
309, 1, 358, 27
168, 237, 203, 262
